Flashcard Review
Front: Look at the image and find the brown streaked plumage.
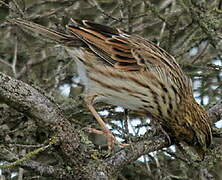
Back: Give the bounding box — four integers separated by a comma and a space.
10, 18, 212, 157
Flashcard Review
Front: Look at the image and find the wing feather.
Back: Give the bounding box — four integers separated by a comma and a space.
67, 20, 192, 97
10, 18, 192, 110
10, 18, 193, 117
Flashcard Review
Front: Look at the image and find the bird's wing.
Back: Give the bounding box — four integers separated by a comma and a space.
67, 20, 192, 97
10, 18, 192, 102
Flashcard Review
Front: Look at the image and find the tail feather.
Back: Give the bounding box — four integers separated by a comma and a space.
9, 18, 82, 46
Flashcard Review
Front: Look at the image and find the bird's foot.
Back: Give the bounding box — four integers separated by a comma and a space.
87, 127, 129, 149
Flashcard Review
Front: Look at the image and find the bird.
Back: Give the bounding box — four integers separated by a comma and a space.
10, 18, 212, 158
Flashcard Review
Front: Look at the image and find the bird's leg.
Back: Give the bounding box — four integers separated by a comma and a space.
86, 103, 128, 149
86, 103, 115, 149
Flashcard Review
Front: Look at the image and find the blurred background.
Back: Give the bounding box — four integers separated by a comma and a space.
0, 0, 222, 179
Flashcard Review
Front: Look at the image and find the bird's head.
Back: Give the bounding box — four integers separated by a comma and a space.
181, 99, 212, 160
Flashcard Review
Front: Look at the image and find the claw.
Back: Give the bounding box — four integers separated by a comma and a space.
86, 127, 129, 149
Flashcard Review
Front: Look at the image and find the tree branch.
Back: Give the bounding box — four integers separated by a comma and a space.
0, 72, 90, 179
0, 72, 222, 179
208, 100, 222, 123
101, 134, 168, 178
0, 146, 72, 179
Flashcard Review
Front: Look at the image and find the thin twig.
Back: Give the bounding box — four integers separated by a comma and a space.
12, 0, 25, 17
157, 22, 166, 46
0, 58, 11, 67
12, 36, 18, 78
88, 0, 120, 21
0, 137, 57, 169
191, 41, 209, 64
143, 155, 152, 176
0, 0, 10, 8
